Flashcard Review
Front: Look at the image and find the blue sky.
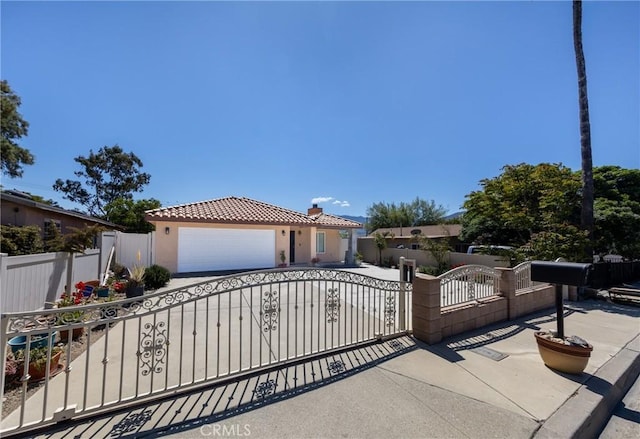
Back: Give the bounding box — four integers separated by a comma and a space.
1, 0, 638, 217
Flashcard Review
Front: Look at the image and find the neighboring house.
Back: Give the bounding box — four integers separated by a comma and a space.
0, 190, 120, 238
145, 197, 362, 273
364, 224, 466, 252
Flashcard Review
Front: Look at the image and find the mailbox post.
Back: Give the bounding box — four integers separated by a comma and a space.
530, 261, 592, 338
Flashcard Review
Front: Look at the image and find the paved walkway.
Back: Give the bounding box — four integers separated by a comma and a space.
5, 265, 640, 438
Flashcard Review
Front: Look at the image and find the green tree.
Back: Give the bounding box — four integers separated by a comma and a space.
105, 198, 161, 233
592, 166, 640, 259
418, 227, 451, 274
460, 163, 581, 248
61, 224, 105, 253
366, 197, 446, 233
593, 199, 640, 259
461, 163, 639, 261
1, 80, 34, 178
372, 231, 391, 265
53, 145, 151, 217
573, 0, 595, 260
43, 221, 65, 252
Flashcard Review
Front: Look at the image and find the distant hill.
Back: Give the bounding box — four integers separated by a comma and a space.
443, 211, 464, 221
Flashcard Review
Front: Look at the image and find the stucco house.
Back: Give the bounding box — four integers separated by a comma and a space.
145, 197, 362, 273
0, 190, 120, 238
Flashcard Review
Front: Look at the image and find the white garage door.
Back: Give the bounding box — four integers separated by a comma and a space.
178, 228, 275, 272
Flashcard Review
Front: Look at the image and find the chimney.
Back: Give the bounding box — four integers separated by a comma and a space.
308, 203, 323, 215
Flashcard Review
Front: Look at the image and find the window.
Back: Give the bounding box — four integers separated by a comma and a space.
316, 232, 325, 253
44, 219, 61, 239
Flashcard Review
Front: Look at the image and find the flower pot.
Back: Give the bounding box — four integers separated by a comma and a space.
96, 287, 110, 298
28, 350, 63, 381
534, 331, 592, 374
7, 332, 57, 354
82, 285, 94, 297
58, 327, 84, 342
126, 283, 144, 298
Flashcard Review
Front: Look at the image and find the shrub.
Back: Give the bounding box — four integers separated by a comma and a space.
110, 261, 128, 279
0, 225, 44, 255
144, 264, 171, 290
418, 265, 440, 276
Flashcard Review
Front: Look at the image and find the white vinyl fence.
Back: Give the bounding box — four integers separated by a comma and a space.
115, 231, 155, 269
1, 232, 156, 314
0, 250, 101, 313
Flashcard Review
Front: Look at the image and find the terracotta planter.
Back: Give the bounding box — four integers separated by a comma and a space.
28, 351, 63, 381
534, 331, 593, 374
58, 327, 84, 342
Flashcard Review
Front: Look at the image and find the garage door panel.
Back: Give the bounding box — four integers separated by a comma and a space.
178, 228, 275, 272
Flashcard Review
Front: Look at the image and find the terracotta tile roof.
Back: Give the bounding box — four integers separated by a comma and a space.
309, 212, 363, 228
145, 197, 362, 228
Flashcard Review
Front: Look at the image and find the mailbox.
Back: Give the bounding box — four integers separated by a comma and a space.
530, 261, 592, 287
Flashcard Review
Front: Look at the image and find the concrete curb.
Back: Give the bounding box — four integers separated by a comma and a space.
535, 334, 640, 438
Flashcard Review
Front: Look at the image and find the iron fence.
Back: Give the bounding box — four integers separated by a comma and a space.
438, 265, 501, 307
0, 268, 411, 436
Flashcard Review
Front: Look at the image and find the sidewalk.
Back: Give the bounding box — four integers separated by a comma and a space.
24, 286, 640, 439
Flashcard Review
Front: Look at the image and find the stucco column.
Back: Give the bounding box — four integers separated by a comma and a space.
345, 229, 355, 265
496, 267, 517, 319
310, 226, 317, 261
412, 273, 442, 344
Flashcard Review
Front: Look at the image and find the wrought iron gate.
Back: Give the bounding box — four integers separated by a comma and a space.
0, 268, 411, 436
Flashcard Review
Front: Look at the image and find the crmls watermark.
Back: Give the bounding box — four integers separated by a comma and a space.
200, 423, 251, 437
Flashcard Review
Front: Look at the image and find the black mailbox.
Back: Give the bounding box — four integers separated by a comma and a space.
530, 261, 592, 287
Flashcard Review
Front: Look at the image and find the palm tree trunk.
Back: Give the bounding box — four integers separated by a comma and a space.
573, 0, 594, 260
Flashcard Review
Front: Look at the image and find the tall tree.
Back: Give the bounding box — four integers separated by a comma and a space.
105, 198, 161, 233
1, 80, 34, 178
366, 197, 446, 233
573, 0, 594, 260
53, 145, 151, 217
460, 163, 581, 247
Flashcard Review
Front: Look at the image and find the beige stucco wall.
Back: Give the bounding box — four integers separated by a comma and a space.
151, 221, 347, 273
357, 237, 510, 269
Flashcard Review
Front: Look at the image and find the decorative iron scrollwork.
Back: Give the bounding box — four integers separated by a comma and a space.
327, 360, 345, 374
110, 410, 153, 436
384, 294, 396, 327
260, 291, 280, 332
388, 339, 404, 351
467, 280, 476, 301
253, 379, 277, 399
325, 288, 341, 323
138, 321, 167, 376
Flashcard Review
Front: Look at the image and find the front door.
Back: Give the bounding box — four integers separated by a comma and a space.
289, 231, 296, 264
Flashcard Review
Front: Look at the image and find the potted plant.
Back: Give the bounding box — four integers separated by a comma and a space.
531, 261, 593, 374
4, 350, 23, 387
19, 346, 64, 381
96, 285, 110, 298
56, 285, 86, 342
126, 265, 146, 298
534, 331, 592, 375
7, 332, 58, 354
355, 252, 363, 267
277, 250, 287, 268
